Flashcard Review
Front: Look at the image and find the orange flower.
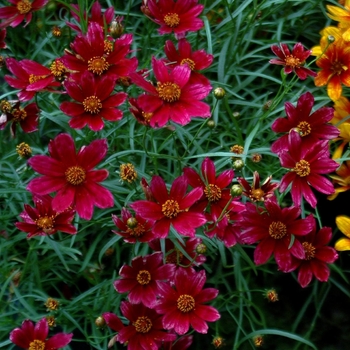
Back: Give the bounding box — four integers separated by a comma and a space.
328, 160, 350, 200
314, 39, 350, 101
333, 95, 350, 124
311, 26, 343, 57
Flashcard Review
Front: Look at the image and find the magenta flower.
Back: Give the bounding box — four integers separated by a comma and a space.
164, 39, 213, 86
117, 302, 177, 350
9, 317, 72, 349
240, 199, 314, 272
114, 252, 176, 308
156, 268, 220, 335
60, 71, 127, 131
27, 133, 114, 220
279, 131, 339, 208
0, 0, 48, 28
271, 92, 339, 154
269, 42, 317, 80
147, 0, 204, 38
15, 194, 76, 238
290, 217, 338, 288
130, 175, 206, 238
131, 57, 211, 127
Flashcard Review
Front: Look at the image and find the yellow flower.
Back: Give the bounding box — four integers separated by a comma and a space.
327, 1, 350, 41
328, 160, 350, 199
311, 26, 343, 57
335, 215, 350, 250
333, 95, 350, 124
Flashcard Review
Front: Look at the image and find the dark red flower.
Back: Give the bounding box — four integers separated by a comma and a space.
9, 317, 72, 349
131, 57, 211, 127
60, 71, 127, 131
130, 175, 206, 238
102, 312, 124, 348
164, 39, 213, 86
15, 194, 76, 238
5, 58, 61, 101
240, 198, 314, 272
61, 22, 138, 80
0, 0, 48, 28
0, 28, 6, 48
27, 133, 114, 220
112, 207, 155, 243
117, 302, 177, 350
279, 131, 339, 208
290, 217, 338, 288
114, 252, 176, 308
271, 92, 339, 154
156, 268, 220, 335
148, 0, 204, 38
269, 42, 316, 80
0, 101, 39, 136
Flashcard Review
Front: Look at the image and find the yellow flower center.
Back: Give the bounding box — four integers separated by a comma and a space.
165, 249, 184, 264
180, 58, 196, 71
136, 270, 151, 285
302, 242, 316, 260
164, 13, 180, 27
88, 56, 110, 75
29, 339, 45, 350
177, 294, 195, 313
65, 166, 86, 185
0, 100, 12, 112
296, 121, 311, 137
204, 184, 222, 202
285, 55, 300, 68
293, 159, 311, 177
156, 82, 181, 102
83, 96, 102, 114
269, 221, 287, 239
12, 108, 27, 122
29, 74, 47, 84
162, 199, 180, 218
50, 60, 66, 78
104, 40, 113, 55
251, 188, 265, 201
133, 316, 152, 333
142, 111, 153, 123
331, 60, 347, 75
126, 223, 146, 237
36, 216, 55, 233
17, 0, 32, 14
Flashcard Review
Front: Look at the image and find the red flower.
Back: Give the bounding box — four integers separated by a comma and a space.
147, 0, 204, 38
15, 194, 76, 238
60, 71, 127, 131
0, 0, 48, 28
5, 58, 61, 101
9, 317, 72, 349
290, 217, 338, 288
114, 252, 176, 308
102, 312, 124, 348
0, 101, 39, 136
27, 133, 114, 220
271, 92, 339, 154
156, 268, 220, 335
131, 57, 211, 127
66, 1, 115, 33
112, 207, 155, 243
128, 97, 152, 126
279, 131, 339, 208
164, 39, 213, 86
117, 302, 177, 350
61, 22, 138, 80
130, 175, 206, 238
269, 42, 316, 80
0, 28, 6, 48
240, 199, 314, 272
162, 335, 193, 350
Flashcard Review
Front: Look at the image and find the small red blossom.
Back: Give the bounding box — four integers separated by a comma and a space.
0, 101, 39, 136
131, 57, 211, 127
117, 302, 177, 350
9, 317, 72, 349
269, 42, 316, 80
279, 131, 339, 208
60, 71, 127, 131
164, 39, 213, 86
0, 0, 48, 28
5, 58, 61, 101
156, 268, 220, 335
131, 175, 206, 238
114, 252, 176, 308
271, 92, 339, 154
15, 194, 76, 238
27, 133, 114, 220
240, 199, 314, 272
147, 0, 204, 38
290, 218, 338, 288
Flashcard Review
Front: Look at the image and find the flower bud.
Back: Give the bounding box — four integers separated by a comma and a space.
196, 243, 207, 254
232, 159, 244, 170
213, 87, 226, 99
231, 184, 243, 197
95, 316, 106, 328
207, 119, 215, 128
127, 217, 138, 229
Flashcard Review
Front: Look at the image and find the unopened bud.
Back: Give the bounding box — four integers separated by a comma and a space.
231, 184, 243, 197
127, 217, 138, 229
213, 87, 226, 100
232, 159, 244, 170
196, 243, 207, 254
327, 35, 335, 43
95, 316, 106, 328
207, 119, 215, 128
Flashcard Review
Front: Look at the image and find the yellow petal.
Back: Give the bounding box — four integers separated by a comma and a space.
335, 237, 350, 251
332, 142, 346, 160
336, 215, 350, 237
